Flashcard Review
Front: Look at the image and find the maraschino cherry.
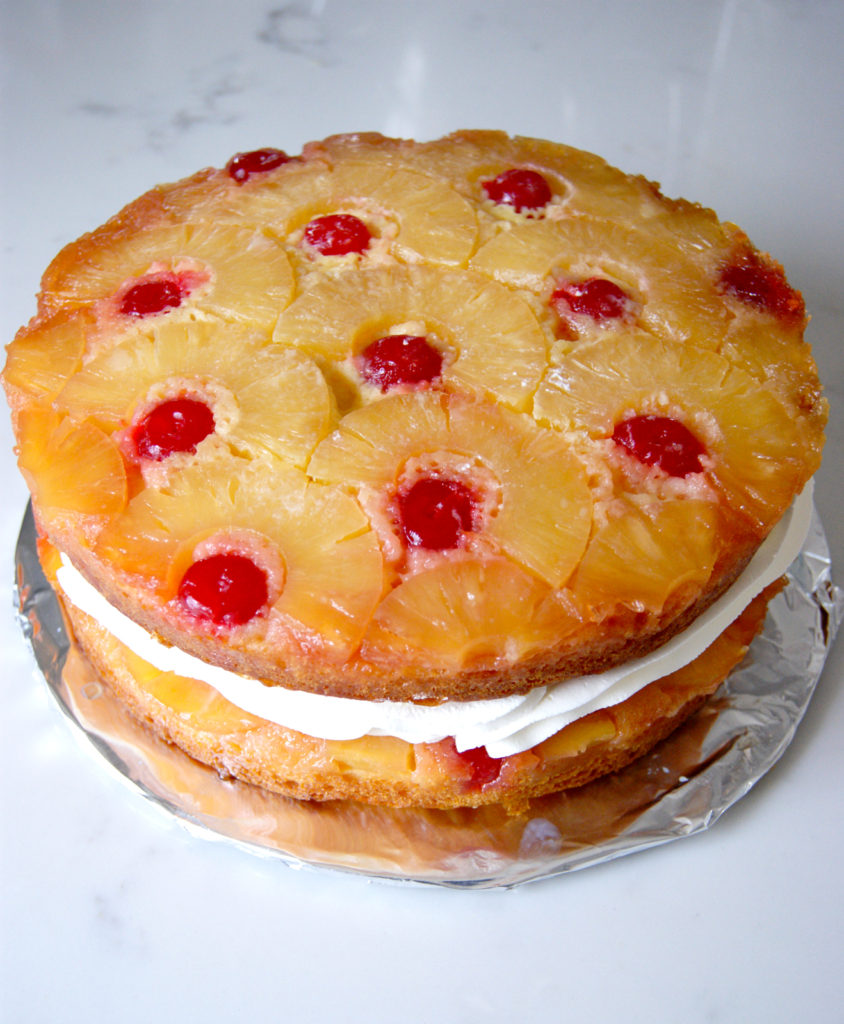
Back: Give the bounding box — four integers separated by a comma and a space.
551, 278, 632, 323
718, 253, 804, 321
612, 414, 706, 478
397, 478, 478, 550
359, 334, 443, 391
178, 552, 269, 627
120, 274, 184, 317
482, 168, 552, 212
131, 397, 215, 461
458, 744, 504, 787
225, 147, 290, 183
303, 214, 372, 256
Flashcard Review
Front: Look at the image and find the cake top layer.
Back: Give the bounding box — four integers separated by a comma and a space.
2, 131, 827, 701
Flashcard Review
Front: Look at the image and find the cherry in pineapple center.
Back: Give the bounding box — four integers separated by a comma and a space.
397, 477, 480, 551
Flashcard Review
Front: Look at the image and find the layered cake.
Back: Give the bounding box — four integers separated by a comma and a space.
3, 131, 826, 811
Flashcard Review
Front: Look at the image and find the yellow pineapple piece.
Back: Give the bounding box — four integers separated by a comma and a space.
470, 217, 729, 346
436, 131, 729, 250
55, 320, 333, 468
308, 391, 592, 587
572, 499, 721, 613
336, 129, 731, 264
537, 710, 617, 761
362, 558, 580, 670
535, 332, 822, 531
120, 644, 264, 733
195, 157, 479, 267
359, 130, 655, 219
720, 319, 827, 434
16, 406, 127, 520
2, 311, 86, 407
272, 265, 549, 412
96, 455, 384, 658
39, 221, 295, 331
325, 735, 416, 778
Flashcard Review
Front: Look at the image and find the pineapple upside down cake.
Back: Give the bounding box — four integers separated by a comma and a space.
3, 132, 826, 812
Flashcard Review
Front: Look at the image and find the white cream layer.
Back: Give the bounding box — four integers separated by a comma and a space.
56, 484, 813, 758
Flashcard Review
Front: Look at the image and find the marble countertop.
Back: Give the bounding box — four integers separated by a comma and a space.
1, 3, 842, 1022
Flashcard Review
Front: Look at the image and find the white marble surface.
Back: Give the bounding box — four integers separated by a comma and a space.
1, 2, 842, 1021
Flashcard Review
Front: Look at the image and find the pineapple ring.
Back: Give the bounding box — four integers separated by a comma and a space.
719, 319, 826, 425
16, 405, 127, 523
410, 131, 728, 245
470, 217, 729, 346
319, 131, 661, 225
572, 498, 722, 614
308, 391, 592, 588
39, 221, 295, 332
361, 558, 583, 672
54, 320, 333, 469
272, 265, 549, 412
535, 332, 823, 531
95, 456, 384, 659
195, 158, 479, 268
3, 310, 86, 406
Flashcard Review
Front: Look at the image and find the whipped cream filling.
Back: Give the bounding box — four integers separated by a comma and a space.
56, 484, 813, 758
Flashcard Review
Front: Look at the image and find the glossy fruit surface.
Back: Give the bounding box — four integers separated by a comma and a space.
482, 168, 552, 211
120, 275, 183, 317
458, 743, 504, 787
613, 414, 706, 477
359, 334, 443, 390
225, 148, 290, 183
178, 552, 269, 626
397, 477, 477, 550
303, 214, 372, 255
132, 397, 215, 461
551, 277, 631, 322
719, 255, 804, 320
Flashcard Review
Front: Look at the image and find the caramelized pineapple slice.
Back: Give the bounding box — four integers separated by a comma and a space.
470, 217, 729, 346
353, 130, 658, 220
2, 311, 86, 408
572, 499, 721, 613
325, 735, 416, 779
273, 265, 549, 412
96, 456, 383, 658
56, 320, 333, 468
362, 558, 579, 671
535, 332, 822, 531
123, 648, 265, 734
720, 320, 827, 432
199, 157, 479, 267
16, 406, 127, 520
308, 391, 592, 587
40, 221, 295, 331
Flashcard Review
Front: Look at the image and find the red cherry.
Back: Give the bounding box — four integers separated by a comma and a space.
303, 214, 372, 256
225, 147, 290, 183
178, 552, 269, 627
119, 275, 184, 317
359, 334, 443, 391
132, 397, 215, 461
551, 278, 632, 322
397, 478, 478, 550
612, 414, 706, 478
482, 168, 552, 212
458, 744, 504, 787
718, 254, 804, 321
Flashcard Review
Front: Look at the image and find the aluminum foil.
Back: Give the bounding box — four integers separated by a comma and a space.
13, 503, 843, 888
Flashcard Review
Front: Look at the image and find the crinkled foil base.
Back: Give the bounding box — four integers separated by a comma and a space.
13, 504, 843, 888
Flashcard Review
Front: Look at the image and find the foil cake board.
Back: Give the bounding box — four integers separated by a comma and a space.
13, 504, 843, 888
